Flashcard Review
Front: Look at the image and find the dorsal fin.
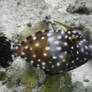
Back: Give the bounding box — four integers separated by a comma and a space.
54, 20, 73, 31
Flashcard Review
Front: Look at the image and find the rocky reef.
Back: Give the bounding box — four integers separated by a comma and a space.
0, 0, 92, 92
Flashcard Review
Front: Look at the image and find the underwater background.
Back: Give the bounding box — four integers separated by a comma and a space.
0, 0, 92, 92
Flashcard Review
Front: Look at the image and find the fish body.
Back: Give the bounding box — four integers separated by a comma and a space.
15, 23, 92, 74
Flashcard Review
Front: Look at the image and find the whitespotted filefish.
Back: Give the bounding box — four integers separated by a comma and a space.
14, 21, 92, 74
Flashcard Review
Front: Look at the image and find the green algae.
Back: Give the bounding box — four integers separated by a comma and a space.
0, 71, 7, 81
6, 81, 14, 88
20, 70, 38, 88
35, 68, 46, 84
20, 66, 72, 92
21, 87, 32, 92
41, 73, 72, 92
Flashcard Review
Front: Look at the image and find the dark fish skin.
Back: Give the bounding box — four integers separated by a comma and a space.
0, 36, 14, 68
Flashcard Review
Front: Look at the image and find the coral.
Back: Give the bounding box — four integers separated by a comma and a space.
21, 87, 32, 92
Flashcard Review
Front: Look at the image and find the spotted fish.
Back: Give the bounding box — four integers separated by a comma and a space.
14, 21, 92, 74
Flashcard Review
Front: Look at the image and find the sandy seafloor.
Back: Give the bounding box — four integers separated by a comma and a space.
0, 0, 92, 92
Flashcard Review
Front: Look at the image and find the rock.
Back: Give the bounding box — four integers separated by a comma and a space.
21, 87, 32, 92
43, 73, 72, 92
20, 70, 37, 88
71, 81, 86, 92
